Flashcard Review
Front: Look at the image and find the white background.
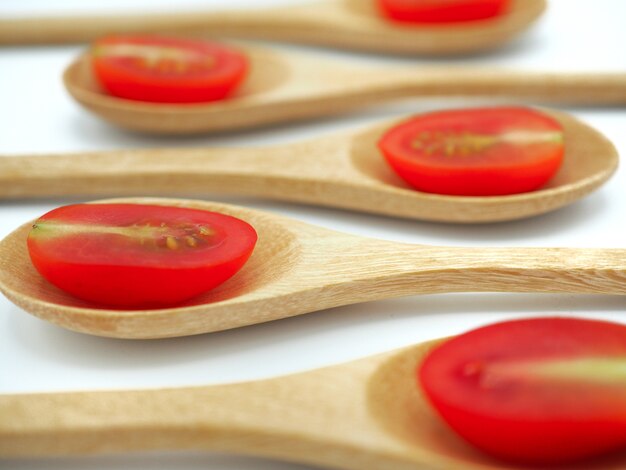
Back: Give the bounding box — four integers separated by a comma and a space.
1, 1, 625, 469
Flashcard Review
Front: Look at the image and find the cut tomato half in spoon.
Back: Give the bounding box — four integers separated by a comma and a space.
378, 106, 565, 196
419, 317, 626, 464
377, 0, 510, 23
91, 35, 248, 103
27, 204, 257, 308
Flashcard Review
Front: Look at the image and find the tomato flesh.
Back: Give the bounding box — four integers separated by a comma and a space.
27, 204, 257, 308
377, 0, 510, 23
92, 35, 248, 103
378, 107, 564, 196
419, 318, 626, 464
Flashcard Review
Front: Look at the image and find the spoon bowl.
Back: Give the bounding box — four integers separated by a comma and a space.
63, 47, 292, 134
0, 0, 545, 55
1, 340, 625, 469
1, 197, 625, 339
63, 43, 626, 134
0, 110, 619, 223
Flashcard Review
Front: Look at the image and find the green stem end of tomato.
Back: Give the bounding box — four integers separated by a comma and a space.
465, 356, 626, 388
30, 220, 216, 251
92, 44, 216, 71
412, 130, 563, 157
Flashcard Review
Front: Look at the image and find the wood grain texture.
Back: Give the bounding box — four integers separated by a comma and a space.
1, 342, 625, 469
0, 197, 625, 339
0, 0, 545, 56
0, 110, 618, 223
63, 44, 626, 134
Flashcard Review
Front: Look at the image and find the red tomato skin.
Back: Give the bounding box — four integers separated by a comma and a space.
27, 204, 257, 309
436, 406, 626, 464
386, 147, 563, 196
418, 318, 626, 464
378, 107, 565, 196
28, 249, 252, 309
378, 0, 510, 23
92, 36, 248, 103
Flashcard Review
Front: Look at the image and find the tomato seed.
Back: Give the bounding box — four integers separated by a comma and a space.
166, 236, 179, 250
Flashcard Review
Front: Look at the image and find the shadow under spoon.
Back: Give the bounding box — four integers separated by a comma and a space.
1, 340, 625, 469
0, 197, 625, 339
0, 110, 618, 223
0, 0, 545, 55
62, 44, 626, 134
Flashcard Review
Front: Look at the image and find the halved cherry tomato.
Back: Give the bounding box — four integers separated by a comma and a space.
378, 107, 564, 196
92, 35, 248, 103
27, 204, 257, 308
419, 318, 626, 464
377, 0, 510, 23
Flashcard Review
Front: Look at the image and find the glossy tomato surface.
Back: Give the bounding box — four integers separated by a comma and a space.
378, 107, 564, 196
377, 0, 510, 23
419, 318, 626, 464
27, 204, 257, 308
92, 35, 248, 103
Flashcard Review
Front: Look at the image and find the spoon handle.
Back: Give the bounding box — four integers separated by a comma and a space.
0, 360, 394, 468
0, 383, 293, 458
353, 244, 626, 296
0, 4, 326, 46
0, 142, 355, 200
0, 384, 294, 458
355, 69, 626, 106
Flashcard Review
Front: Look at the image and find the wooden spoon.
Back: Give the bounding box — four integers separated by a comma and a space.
0, 110, 618, 223
1, 340, 625, 469
0, 0, 545, 55
63, 45, 626, 134
1, 197, 625, 339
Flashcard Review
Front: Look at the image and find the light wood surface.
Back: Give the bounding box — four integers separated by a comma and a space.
0, 197, 625, 339
63, 45, 626, 134
1, 340, 625, 469
0, 0, 545, 56
0, 110, 618, 223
